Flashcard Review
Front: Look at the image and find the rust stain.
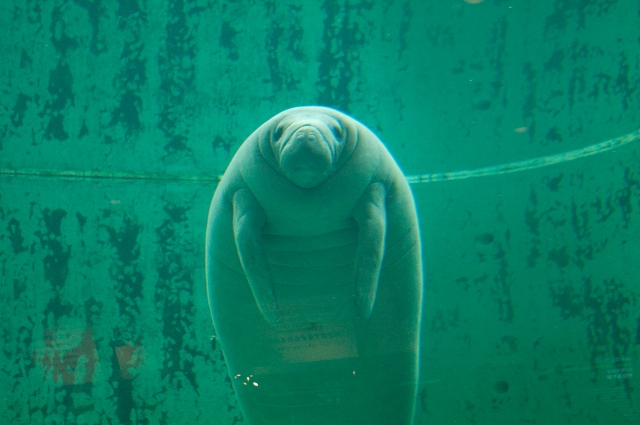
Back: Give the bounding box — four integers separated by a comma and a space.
36, 326, 99, 385
115, 344, 144, 379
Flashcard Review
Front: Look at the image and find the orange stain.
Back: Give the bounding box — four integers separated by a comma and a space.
36, 326, 98, 385
115, 344, 145, 379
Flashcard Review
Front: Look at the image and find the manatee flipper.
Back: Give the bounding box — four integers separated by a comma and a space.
232, 189, 280, 326
352, 182, 387, 319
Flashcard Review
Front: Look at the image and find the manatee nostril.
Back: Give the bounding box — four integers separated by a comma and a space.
277, 124, 336, 188
294, 126, 320, 143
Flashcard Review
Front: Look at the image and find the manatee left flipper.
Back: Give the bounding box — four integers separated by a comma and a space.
232, 189, 280, 326
352, 182, 387, 319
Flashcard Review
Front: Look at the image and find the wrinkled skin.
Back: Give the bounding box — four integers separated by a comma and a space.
206, 106, 422, 425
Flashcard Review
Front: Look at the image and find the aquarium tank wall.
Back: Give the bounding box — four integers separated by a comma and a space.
1, 0, 639, 424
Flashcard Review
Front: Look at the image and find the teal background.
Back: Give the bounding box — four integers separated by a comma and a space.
1, 0, 639, 424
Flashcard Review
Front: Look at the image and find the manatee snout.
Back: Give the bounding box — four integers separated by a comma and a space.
279, 125, 334, 188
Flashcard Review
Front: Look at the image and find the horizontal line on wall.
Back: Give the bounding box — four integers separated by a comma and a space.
1, 128, 638, 185
0, 169, 222, 183
406, 128, 640, 183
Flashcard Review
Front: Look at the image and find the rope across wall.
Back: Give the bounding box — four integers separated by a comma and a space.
1, 128, 639, 184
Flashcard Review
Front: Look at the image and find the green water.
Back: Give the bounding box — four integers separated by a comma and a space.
1, 1, 639, 424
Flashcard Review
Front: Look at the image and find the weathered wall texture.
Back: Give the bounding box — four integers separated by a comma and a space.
1, 0, 639, 424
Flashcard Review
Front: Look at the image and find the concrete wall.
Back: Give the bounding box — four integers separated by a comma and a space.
1, 0, 639, 424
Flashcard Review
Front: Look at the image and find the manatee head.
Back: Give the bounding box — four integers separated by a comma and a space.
269, 112, 348, 188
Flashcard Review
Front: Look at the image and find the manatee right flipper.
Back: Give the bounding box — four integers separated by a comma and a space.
352, 182, 387, 320
232, 189, 280, 326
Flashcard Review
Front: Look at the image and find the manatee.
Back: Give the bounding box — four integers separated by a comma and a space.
205, 106, 422, 425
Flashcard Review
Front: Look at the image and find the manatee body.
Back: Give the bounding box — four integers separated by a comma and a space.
205, 106, 422, 425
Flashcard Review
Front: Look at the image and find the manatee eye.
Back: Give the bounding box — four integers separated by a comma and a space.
330, 121, 345, 142
273, 125, 284, 141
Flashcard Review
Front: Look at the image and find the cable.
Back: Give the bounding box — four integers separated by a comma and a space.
0, 168, 219, 182
1, 128, 638, 184
406, 128, 640, 184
